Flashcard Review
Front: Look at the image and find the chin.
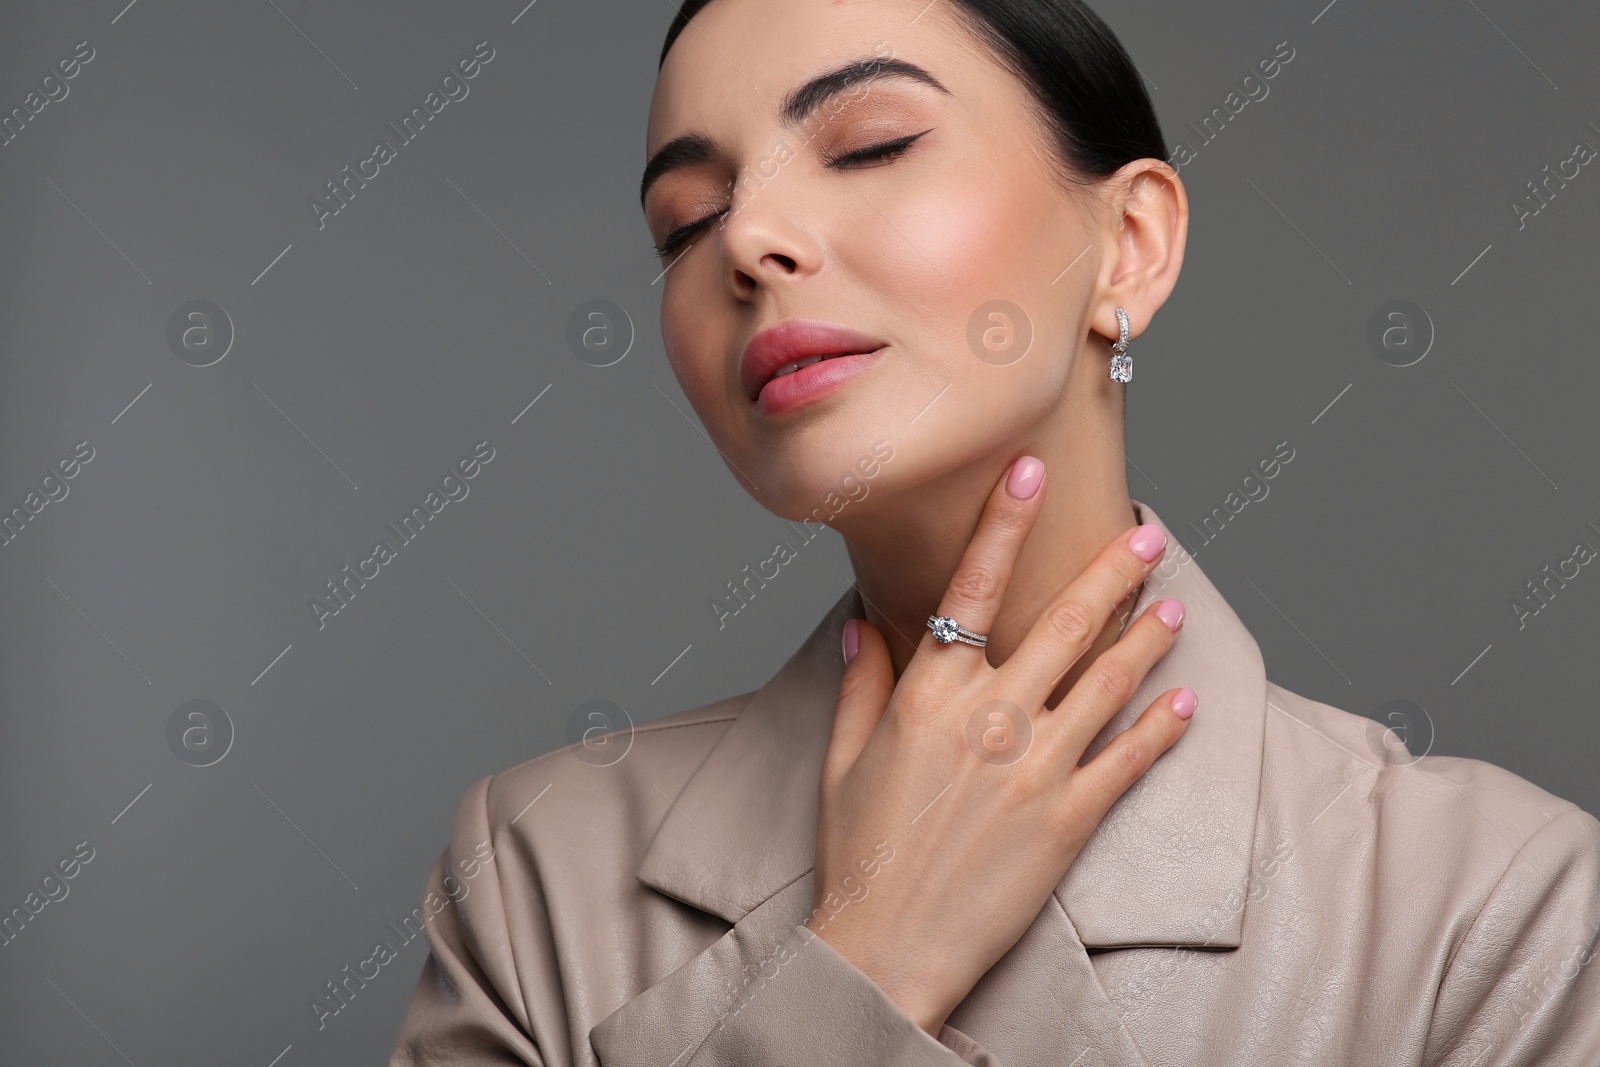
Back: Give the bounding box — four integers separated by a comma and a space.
739, 431, 902, 528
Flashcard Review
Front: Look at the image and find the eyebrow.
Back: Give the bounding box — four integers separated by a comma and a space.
640, 57, 951, 210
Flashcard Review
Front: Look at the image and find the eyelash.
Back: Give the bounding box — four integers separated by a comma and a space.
652, 130, 930, 259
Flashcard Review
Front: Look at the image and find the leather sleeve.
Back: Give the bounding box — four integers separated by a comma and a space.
937, 1020, 1004, 1064
388, 776, 546, 1066
1424, 807, 1600, 1066
657, 920, 1003, 1066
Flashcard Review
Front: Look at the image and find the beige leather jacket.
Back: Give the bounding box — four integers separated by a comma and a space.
389, 500, 1600, 1066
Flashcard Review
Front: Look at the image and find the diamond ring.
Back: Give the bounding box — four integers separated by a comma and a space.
927, 615, 989, 648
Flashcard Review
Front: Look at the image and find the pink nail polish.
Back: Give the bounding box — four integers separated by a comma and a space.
1005, 456, 1045, 500
842, 618, 859, 664
1128, 522, 1167, 562
1154, 599, 1185, 631
1171, 688, 1197, 720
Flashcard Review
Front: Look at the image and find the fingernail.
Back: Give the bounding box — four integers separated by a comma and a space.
1171, 687, 1197, 720
1128, 522, 1167, 562
842, 618, 859, 664
1154, 598, 1185, 631
1005, 456, 1045, 500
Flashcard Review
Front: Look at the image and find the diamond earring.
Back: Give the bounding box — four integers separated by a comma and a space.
1108, 306, 1134, 383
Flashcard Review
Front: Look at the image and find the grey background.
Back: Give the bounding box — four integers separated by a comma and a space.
2, 0, 1596, 1063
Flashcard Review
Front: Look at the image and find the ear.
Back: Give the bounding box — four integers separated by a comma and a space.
1090, 159, 1188, 346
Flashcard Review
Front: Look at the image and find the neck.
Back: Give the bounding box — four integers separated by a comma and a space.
832, 386, 1140, 702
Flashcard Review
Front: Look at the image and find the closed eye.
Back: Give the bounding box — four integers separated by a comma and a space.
822, 128, 931, 169
652, 129, 933, 259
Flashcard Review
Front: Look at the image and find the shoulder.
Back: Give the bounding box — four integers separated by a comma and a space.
1257, 679, 1600, 1048
1264, 679, 1587, 823
1260, 679, 1600, 906
437, 690, 755, 869
391, 693, 760, 1059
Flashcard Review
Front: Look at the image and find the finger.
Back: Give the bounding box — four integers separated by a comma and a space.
822, 618, 894, 782
1063, 686, 1196, 828
1001, 521, 1169, 702
921, 456, 1048, 670
1045, 595, 1185, 759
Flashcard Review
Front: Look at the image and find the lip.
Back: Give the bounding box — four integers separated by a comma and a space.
740, 319, 888, 412
754, 350, 885, 416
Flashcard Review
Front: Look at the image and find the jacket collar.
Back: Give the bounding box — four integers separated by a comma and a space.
635, 498, 1268, 950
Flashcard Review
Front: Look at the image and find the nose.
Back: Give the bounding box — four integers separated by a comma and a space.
718, 167, 824, 297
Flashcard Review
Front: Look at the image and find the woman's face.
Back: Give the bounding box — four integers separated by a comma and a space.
643, 0, 1120, 521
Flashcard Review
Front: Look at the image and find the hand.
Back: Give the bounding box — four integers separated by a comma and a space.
805, 456, 1195, 1035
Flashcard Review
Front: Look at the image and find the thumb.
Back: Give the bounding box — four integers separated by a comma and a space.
823, 617, 894, 778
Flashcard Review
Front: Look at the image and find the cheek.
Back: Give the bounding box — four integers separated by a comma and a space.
660, 298, 693, 381
866, 166, 1060, 338
661, 293, 724, 399
881, 178, 1018, 309
660, 290, 751, 452
851, 167, 1078, 395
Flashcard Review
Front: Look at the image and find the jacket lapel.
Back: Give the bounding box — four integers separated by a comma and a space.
629, 587, 845, 925
603, 500, 1268, 1065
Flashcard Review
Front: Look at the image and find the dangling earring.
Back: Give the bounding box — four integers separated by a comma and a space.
1108, 306, 1134, 383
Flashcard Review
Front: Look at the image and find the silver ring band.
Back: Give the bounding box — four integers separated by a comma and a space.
927, 615, 989, 648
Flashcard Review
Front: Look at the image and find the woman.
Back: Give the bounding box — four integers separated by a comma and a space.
390, 0, 1600, 1063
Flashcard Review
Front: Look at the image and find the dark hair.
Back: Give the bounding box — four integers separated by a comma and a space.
657, 0, 1166, 190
